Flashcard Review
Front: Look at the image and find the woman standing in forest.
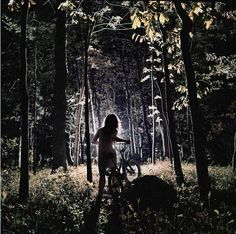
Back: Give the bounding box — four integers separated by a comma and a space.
92, 114, 130, 200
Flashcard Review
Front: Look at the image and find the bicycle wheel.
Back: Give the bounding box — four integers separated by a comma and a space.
108, 171, 123, 195
125, 159, 141, 182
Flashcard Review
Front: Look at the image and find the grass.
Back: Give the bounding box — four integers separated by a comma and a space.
1, 161, 236, 233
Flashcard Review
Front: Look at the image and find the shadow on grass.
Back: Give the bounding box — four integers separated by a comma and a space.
104, 196, 122, 234
79, 199, 102, 234
79, 195, 123, 234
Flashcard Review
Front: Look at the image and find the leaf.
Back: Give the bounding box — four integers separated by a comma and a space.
181, 3, 186, 9
148, 28, 155, 40
130, 12, 136, 21
29, 0, 36, 5
204, 19, 213, 29
149, 105, 157, 110
132, 33, 136, 40
154, 13, 158, 21
153, 110, 160, 115
132, 16, 141, 29
193, 6, 202, 15
135, 34, 140, 42
141, 75, 150, 82
214, 209, 220, 216
168, 47, 172, 54
154, 95, 162, 99
227, 219, 234, 225
159, 13, 169, 25
139, 36, 144, 43
156, 116, 162, 123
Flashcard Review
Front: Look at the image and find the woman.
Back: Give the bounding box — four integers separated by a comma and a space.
92, 114, 130, 200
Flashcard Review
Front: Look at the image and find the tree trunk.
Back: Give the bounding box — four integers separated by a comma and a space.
174, 0, 210, 202
232, 132, 236, 172
52, 2, 67, 171
19, 0, 29, 202
84, 26, 92, 182
135, 51, 152, 159
73, 86, 84, 166
154, 79, 172, 161
88, 80, 98, 161
161, 26, 184, 185
186, 106, 192, 159
150, 50, 156, 164
33, 33, 37, 174
121, 56, 136, 155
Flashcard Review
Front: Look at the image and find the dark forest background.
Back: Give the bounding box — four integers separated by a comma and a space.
1, 0, 236, 233
2, 1, 235, 169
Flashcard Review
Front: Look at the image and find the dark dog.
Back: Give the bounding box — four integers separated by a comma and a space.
124, 175, 177, 212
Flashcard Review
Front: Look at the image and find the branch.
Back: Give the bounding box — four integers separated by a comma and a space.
180, 0, 236, 5
105, 0, 130, 8
173, 0, 193, 32
91, 26, 133, 35
43, 0, 55, 14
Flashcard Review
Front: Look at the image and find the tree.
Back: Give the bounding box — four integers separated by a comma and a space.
19, 0, 29, 201
161, 26, 184, 185
7, 0, 30, 201
52, 0, 68, 171
173, 0, 210, 203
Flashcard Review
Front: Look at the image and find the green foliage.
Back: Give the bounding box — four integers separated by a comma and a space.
2, 167, 98, 233
1, 137, 19, 168
2, 163, 236, 233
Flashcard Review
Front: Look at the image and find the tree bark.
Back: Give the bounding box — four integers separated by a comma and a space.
154, 79, 172, 162
52, 2, 67, 171
174, 0, 210, 202
135, 50, 152, 159
161, 26, 184, 185
232, 132, 236, 172
73, 86, 84, 166
33, 35, 37, 174
84, 25, 92, 182
121, 55, 136, 155
150, 50, 156, 164
19, 0, 29, 202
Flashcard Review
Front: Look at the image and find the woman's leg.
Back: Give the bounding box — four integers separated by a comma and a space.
97, 168, 106, 200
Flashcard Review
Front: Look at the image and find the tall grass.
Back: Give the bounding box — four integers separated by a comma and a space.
2, 162, 236, 233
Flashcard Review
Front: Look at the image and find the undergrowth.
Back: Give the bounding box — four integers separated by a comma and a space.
1, 162, 236, 233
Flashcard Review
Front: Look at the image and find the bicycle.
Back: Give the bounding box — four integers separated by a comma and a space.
106, 144, 141, 195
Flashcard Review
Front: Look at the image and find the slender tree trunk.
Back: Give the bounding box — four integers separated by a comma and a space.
52, 2, 67, 171
131, 98, 137, 154
122, 56, 135, 155
80, 129, 85, 164
84, 26, 92, 182
174, 0, 210, 202
232, 132, 236, 172
154, 79, 172, 161
150, 50, 156, 164
19, 0, 29, 202
177, 116, 184, 160
88, 80, 98, 161
161, 26, 184, 185
33, 37, 37, 174
186, 106, 192, 159
88, 80, 97, 135
73, 87, 84, 166
135, 52, 152, 159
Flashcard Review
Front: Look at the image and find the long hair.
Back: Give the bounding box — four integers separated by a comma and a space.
103, 114, 120, 135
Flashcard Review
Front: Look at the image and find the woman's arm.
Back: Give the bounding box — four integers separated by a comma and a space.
92, 129, 101, 144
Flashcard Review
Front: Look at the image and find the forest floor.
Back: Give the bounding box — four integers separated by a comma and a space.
2, 161, 236, 233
